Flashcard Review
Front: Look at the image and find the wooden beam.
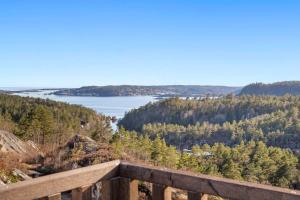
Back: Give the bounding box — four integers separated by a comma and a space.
100, 177, 139, 200
152, 184, 172, 200
120, 161, 300, 200
47, 193, 61, 200
3, 160, 300, 200
72, 185, 92, 200
37, 193, 61, 200
113, 178, 139, 200
187, 192, 208, 200
127, 179, 139, 200
100, 180, 112, 200
110, 178, 120, 200
165, 187, 172, 200
0, 160, 120, 200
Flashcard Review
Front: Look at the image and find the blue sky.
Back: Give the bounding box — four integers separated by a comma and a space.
0, 0, 300, 87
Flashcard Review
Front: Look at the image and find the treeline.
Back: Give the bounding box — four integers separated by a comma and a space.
240, 81, 300, 96
119, 95, 297, 131
53, 85, 240, 97
112, 129, 300, 189
0, 94, 112, 145
141, 106, 300, 150
113, 128, 179, 168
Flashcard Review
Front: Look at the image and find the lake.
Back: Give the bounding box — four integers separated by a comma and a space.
12, 90, 156, 119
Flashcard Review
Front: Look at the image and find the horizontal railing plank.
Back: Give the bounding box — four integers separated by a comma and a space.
1, 160, 300, 200
0, 160, 120, 200
119, 162, 300, 200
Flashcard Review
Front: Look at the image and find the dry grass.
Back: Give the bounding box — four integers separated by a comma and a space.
0, 152, 24, 171
0, 152, 27, 183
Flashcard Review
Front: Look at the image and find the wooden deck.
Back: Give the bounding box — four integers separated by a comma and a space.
0, 160, 299, 200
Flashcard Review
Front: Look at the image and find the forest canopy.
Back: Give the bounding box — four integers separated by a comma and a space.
113, 128, 300, 189
0, 94, 112, 145
240, 81, 300, 96
119, 96, 300, 150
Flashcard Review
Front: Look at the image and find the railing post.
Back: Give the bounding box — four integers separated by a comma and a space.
72, 185, 92, 200
100, 180, 113, 200
101, 178, 138, 200
103, 178, 120, 200
187, 191, 208, 200
152, 184, 172, 200
119, 178, 139, 200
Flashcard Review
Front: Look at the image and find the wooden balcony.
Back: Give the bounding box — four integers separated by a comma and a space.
0, 160, 300, 200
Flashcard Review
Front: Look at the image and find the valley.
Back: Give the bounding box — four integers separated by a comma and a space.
2, 81, 300, 197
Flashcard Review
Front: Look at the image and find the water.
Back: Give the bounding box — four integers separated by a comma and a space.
11, 90, 157, 130
0, 87, 40, 91
12, 90, 156, 119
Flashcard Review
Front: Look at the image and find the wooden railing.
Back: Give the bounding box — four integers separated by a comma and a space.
0, 160, 300, 200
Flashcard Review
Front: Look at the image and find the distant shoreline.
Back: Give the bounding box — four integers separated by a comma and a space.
4, 81, 300, 97
51, 85, 241, 98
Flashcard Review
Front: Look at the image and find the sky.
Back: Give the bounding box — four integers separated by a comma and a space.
0, 0, 300, 88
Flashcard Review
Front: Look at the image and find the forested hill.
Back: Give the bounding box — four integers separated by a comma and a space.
53, 85, 241, 97
118, 96, 295, 131
118, 96, 300, 150
240, 81, 300, 96
0, 94, 112, 145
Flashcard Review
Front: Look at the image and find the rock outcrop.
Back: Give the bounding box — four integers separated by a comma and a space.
0, 130, 41, 185
0, 130, 39, 156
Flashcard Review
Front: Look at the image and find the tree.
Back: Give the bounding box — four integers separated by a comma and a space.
91, 121, 112, 142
